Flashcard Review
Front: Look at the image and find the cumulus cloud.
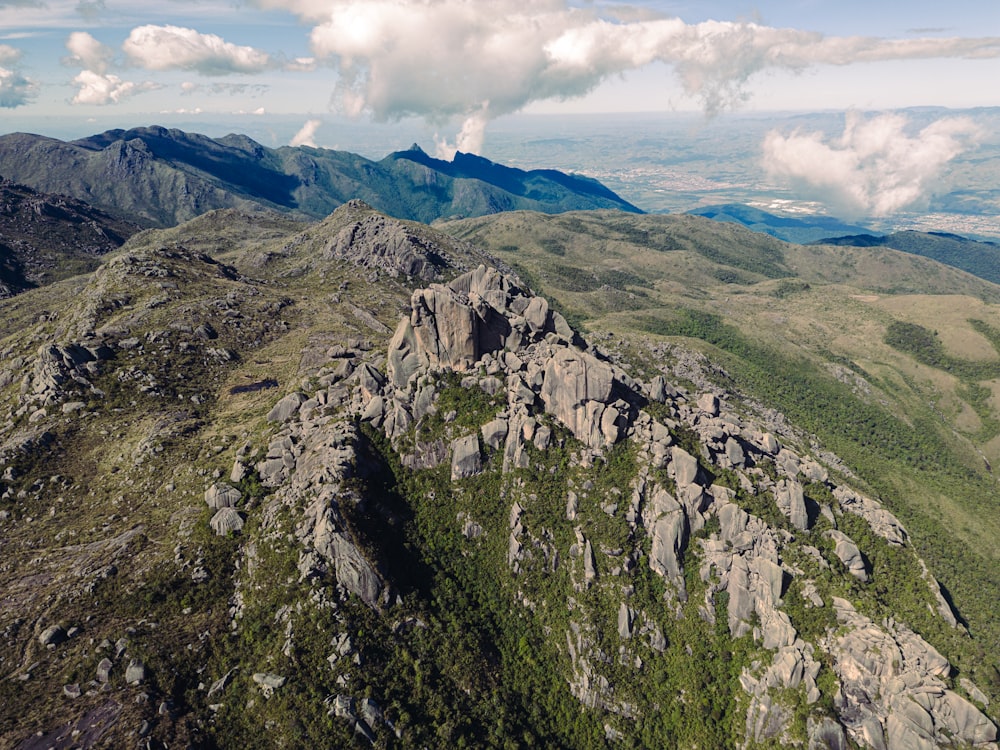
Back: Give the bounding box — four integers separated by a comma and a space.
762, 112, 982, 218
64, 31, 113, 74
71, 69, 160, 105
63, 32, 160, 106
123, 24, 272, 75
248, 0, 1000, 152
290, 118, 322, 147
0, 44, 35, 108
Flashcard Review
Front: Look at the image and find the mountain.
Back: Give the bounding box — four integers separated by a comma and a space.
688, 203, 872, 244
816, 231, 1000, 286
0, 178, 139, 297
0, 127, 640, 229
1, 201, 999, 748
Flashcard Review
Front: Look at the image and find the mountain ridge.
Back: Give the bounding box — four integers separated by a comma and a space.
1, 203, 999, 748
0, 126, 640, 230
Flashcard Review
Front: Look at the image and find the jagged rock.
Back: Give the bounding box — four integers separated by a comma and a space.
460, 513, 484, 539
325, 212, 447, 280
725, 437, 746, 467
230, 459, 247, 483
538, 348, 618, 449
649, 511, 687, 587
386, 319, 422, 389
826, 529, 868, 581
481, 418, 508, 450
826, 598, 996, 750
584, 539, 597, 583
252, 672, 286, 698
833, 487, 907, 546
671, 446, 699, 486
808, 717, 847, 749
961, 677, 990, 706
97, 657, 113, 682
313, 504, 382, 608
204, 482, 241, 510
38, 624, 66, 646
405, 277, 508, 372
776, 479, 809, 531
617, 603, 633, 640
698, 392, 720, 416
450, 434, 483, 480
210, 506, 244, 535
125, 660, 146, 685
268, 392, 306, 423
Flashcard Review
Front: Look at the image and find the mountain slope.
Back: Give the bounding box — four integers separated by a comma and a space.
816, 230, 1000, 286
689, 203, 872, 244
0, 127, 640, 229
0, 204, 998, 749
0, 178, 139, 297
441, 210, 1000, 688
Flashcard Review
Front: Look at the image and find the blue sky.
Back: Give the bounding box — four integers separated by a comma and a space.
1, 0, 998, 147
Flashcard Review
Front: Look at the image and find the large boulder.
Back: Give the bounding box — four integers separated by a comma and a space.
539, 348, 617, 448
451, 434, 483, 480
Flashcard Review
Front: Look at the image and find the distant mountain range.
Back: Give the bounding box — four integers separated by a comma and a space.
0, 126, 640, 228
689, 202, 1000, 287
687, 203, 872, 244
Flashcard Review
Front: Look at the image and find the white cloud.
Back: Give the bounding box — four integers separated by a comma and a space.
762, 112, 983, 218
64, 31, 113, 74
290, 118, 321, 147
123, 24, 272, 75
248, 0, 1000, 152
0, 43, 22, 65
0, 44, 34, 107
284, 56, 316, 72
71, 69, 160, 105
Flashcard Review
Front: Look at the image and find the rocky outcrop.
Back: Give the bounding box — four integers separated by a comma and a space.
825, 597, 996, 750
325, 209, 453, 281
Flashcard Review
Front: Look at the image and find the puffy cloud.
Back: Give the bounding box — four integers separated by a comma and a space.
762, 112, 982, 218
290, 118, 321, 147
245, 0, 1000, 151
64, 31, 113, 74
123, 24, 272, 75
0, 44, 34, 108
71, 69, 160, 105
63, 32, 160, 106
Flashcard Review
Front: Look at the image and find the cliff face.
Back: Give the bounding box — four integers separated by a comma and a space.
0, 205, 996, 748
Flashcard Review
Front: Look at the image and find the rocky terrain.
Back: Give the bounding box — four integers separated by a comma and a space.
0, 178, 139, 297
0, 128, 639, 229
1, 200, 998, 748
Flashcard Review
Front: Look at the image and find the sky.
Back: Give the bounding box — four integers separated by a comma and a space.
1, 1, 998, 140
0, 0, 998, 219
